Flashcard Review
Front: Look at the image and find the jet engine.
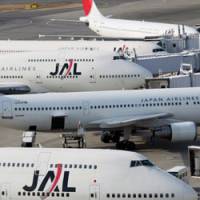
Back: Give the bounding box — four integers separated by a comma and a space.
153, 122, 197, 142
0, 84, 30, 94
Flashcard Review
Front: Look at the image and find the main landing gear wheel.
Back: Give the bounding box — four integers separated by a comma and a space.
101, 131, 121, 143
116, 140, 136, 151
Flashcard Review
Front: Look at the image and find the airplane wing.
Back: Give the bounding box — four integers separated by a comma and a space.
0, 82, 30, 94
89, 113, 173, 129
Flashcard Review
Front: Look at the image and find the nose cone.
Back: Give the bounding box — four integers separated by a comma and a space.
183, 184, 197, 200
141, 65, 153, 79
131, 62, 152, 88
147, 168, 197, 200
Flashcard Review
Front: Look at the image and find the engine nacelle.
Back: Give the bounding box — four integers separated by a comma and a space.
153, 122, 197, 142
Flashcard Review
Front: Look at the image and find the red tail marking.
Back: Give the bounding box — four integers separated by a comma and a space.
82, 0, 93, 16
49, 164, 62, 193
66, 59, 73, 76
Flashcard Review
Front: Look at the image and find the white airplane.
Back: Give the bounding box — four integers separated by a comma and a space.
0, 49, 151, 94
0, 148, 197, 200
0, 40, 165, 56
80, 0, 198, 39
0, 87, 199, 150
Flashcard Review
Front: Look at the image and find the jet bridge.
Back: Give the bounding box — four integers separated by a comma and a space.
160, 33, 200, 53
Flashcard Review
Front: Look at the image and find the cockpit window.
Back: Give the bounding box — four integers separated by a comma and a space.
130, 160, 154, 167
141, 160, 154, 166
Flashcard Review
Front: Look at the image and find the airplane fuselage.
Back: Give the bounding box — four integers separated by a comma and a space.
0, 88, 200, 132
89, 18, 198, 39
0, 40, 164, 56
0, 148, 196, 200
0, 50, 151, 93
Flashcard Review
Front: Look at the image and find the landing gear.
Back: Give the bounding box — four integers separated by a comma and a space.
101, 131, 120, 143
101, 127, 136, 151
116, 140, 136, 150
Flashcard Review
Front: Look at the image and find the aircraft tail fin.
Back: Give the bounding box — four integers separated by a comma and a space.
82, 0, 104, 19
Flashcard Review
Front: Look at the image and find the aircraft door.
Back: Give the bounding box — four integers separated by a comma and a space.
89, 184, 100, 200
35, 74, 43, 84
51, 116, 65, 130
82, 101, 89, 115
2, 101, 12, 119
36, 152, 51, 176
89, 67, 96, 83
0, 183, 10, 200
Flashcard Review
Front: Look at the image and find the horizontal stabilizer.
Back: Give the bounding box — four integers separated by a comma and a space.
50, 19, 82, 23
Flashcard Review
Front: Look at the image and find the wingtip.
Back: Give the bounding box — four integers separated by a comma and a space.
82, 0, 93, 16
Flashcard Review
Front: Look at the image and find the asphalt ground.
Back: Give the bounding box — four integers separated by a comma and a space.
0, 0, 199, 189
0, 0, 199, 39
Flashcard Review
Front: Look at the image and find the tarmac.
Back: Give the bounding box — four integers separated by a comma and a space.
0, 0, 199, 189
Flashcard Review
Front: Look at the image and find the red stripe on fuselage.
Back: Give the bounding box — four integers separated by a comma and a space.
66, 59, 73, 76
49, 164, 62, 193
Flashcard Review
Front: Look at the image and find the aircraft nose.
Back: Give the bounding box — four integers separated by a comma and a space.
183, 184, 197, 200
142, 67, 152, 79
